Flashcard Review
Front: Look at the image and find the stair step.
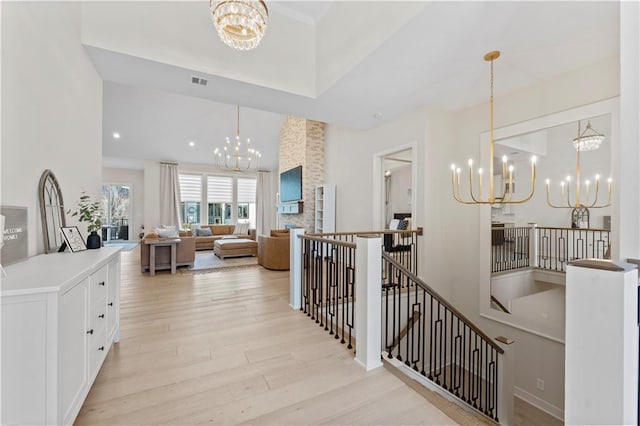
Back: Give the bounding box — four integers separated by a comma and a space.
382, 356, 497, 426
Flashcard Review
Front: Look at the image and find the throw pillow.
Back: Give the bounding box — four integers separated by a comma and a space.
195, 228, 213, 237
397, 219, 409, 230
233, 222, 250, 236
389, 219, 400, 230
157, 227, 179, 238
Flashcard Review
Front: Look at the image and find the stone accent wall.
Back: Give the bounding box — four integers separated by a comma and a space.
278, 116, 325, 232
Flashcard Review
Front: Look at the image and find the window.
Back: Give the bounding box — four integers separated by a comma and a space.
179, 173, 202, 224
207, 175, 233, 224
237, 177, 257, 228
179, 172, 258, 227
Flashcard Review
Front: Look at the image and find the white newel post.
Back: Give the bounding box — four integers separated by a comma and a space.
289, 228, 305, 310
354, 235, 383, 371
496, 338, 515, 426
565, 260, 638, 425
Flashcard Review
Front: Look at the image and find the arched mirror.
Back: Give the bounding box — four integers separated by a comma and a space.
38, 170, 66, 253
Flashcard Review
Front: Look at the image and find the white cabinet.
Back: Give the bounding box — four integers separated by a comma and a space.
1, 247, 121, 425
315, 184, 336, 233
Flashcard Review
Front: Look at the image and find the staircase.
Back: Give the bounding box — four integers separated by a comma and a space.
293, 230, 513, 425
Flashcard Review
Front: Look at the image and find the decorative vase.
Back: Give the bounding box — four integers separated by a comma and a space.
86, 231, 101, 249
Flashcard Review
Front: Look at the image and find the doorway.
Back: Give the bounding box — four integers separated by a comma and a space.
372, 144, 417, 230
101, 184, 131, 242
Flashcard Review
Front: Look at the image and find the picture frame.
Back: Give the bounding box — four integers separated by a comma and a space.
60, 226, 87, 252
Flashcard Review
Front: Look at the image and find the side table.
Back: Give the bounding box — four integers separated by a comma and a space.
144, 238, 181, 276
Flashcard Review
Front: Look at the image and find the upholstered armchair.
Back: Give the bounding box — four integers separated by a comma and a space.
258, 231, 290, 270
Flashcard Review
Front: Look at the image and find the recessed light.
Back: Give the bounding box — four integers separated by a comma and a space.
373, 112, 383, 119
188, 141, 195, 147
112, 132, 121, 139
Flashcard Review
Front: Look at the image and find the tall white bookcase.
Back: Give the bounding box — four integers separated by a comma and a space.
315, 184, 336, 233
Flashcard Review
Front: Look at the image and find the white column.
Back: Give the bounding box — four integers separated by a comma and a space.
565, 261, 638, 425
289, 228, 305, 310
617, 0, 640, 260
354, 235, 383, 371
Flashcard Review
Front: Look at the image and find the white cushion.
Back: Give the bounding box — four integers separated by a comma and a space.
157, 227, 179, 238
233, 222, 250, 236
389, 219, 400, 230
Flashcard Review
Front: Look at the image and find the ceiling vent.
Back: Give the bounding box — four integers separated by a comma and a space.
191, 76, 208, 86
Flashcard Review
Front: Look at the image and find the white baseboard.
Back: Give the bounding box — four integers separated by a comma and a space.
514, 386, 564, 421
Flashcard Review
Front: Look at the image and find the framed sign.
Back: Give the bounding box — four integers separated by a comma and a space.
1, 206, 28, 265
60, 226, 87, 252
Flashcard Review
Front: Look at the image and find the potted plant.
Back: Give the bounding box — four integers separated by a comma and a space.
68, 191, 103, 249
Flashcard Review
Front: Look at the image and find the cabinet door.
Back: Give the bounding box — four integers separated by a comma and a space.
106, 258, 120, 340
1, 296, 48, 425
60, 278, 89, 423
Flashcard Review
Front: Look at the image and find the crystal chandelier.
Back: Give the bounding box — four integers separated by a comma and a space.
214, 105, 262, 171
545, 120, 611, 208
210, 0, 268, 51
451, 51, 537, 205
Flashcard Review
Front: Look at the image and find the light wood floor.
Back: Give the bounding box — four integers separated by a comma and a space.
76, 247, 461, 425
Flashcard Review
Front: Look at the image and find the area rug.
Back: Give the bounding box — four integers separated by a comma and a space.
103, 241, 140, 251
186, 250, 259, 273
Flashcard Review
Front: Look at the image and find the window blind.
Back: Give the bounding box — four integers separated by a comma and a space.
207, 175, 233, 203
237, 177, 257, 203
178, 173, 202, 202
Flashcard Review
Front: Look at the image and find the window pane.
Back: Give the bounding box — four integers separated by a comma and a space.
180, 201, 200, 224
208, 202, 233, 224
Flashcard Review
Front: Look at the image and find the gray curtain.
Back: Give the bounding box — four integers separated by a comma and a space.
159, 163, 182, 229
256, 171, 272, 236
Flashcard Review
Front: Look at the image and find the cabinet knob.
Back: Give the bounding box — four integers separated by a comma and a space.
87, 329, 94, 335
98, 346, 105, 351
98, 314, 105, 319
108, 302, 113, 307
98, 281, 105, 286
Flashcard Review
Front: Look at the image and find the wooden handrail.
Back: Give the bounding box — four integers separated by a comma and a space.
491, 225, 611, 232
298, 234, 357, 249
308, 227, 423, 237
383, 252, 504, 354
536, 226, 611, 232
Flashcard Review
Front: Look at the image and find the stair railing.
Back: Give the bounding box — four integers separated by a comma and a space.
291, 231, 513, 424
491, 225, 611, 274
382, 251, 507, 423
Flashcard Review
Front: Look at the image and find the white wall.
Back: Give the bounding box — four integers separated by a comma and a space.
1, 2, 103, 256
324, 55, 620, 417
102, 167, 144, 240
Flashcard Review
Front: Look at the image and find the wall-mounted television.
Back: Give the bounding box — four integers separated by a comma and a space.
280, 165, 303, 202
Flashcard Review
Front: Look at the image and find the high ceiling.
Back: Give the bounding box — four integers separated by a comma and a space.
94, 1, 620, 170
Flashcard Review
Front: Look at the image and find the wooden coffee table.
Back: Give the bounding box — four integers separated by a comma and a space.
144, 238, 181, 276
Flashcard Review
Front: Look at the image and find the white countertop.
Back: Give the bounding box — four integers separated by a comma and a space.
1, 247, 122, 297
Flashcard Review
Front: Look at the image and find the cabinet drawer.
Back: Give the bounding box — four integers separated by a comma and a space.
88, 328, 107, 380
89, 265, 108, 308
88, 308, 107, 337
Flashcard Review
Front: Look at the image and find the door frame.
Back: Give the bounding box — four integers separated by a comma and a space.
372, 141, 418, 230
